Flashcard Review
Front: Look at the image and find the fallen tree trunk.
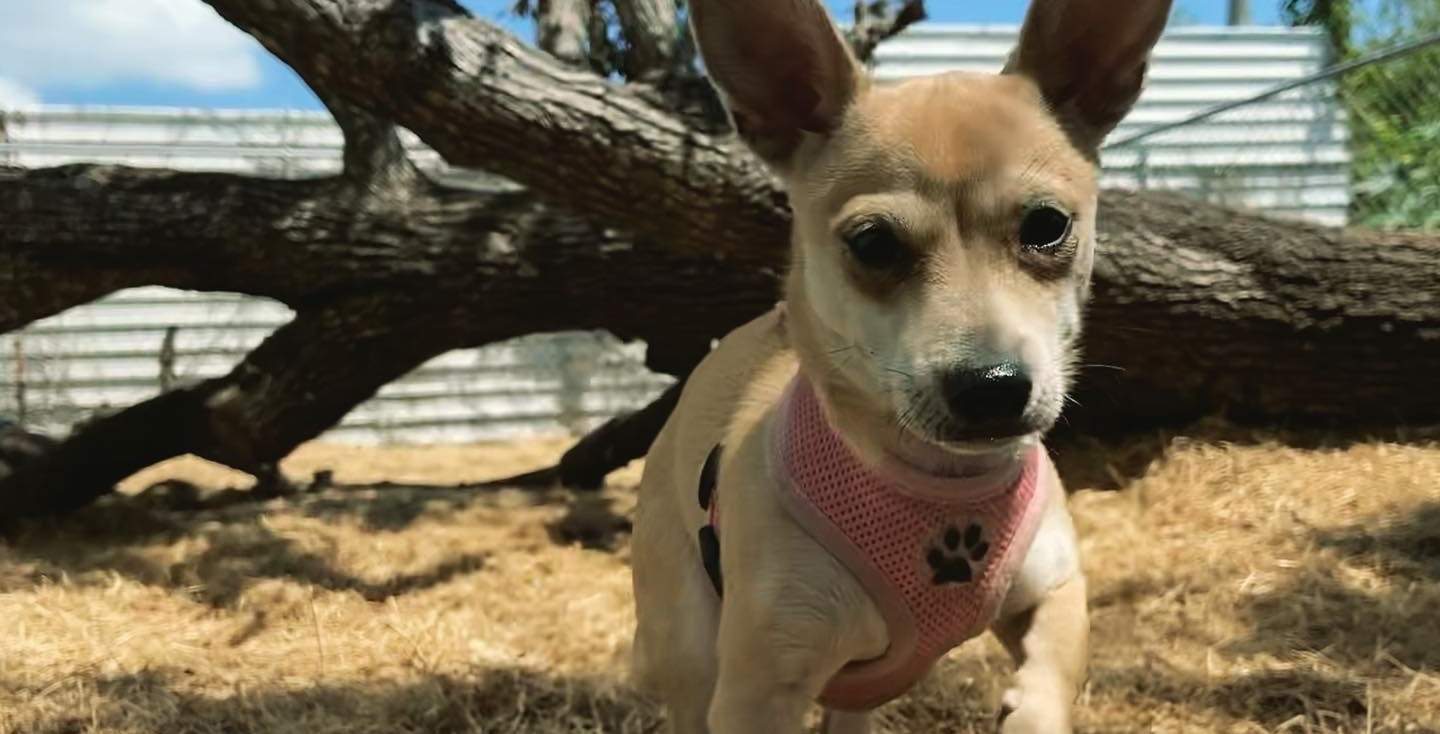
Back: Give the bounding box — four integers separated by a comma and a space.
0, 161, 769, 516
525, 188, 1440, 487
1081, 190, 1440, 428
7, 162, 1434, 425
3, 158, 1438, 517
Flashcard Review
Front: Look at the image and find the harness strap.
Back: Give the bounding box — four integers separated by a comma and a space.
697, 444, 724, 596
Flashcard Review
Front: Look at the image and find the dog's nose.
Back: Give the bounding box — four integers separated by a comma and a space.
941, 362, 1032, 435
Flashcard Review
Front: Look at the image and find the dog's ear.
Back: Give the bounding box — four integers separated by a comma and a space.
689, 0, 861, 171
1004, 0, 1173, 155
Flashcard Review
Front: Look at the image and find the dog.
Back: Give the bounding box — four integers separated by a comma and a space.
630, 1, 1171, 731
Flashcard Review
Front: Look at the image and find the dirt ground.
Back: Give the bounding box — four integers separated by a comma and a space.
1, 424, 1438, 734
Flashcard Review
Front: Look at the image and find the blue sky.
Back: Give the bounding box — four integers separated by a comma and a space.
0, 1, 1285, 111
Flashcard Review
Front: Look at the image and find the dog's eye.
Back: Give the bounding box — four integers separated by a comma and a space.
843, 221, 908, 270
1019, 206, 1073, 252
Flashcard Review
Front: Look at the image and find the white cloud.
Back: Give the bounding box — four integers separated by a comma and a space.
0, 78, 41, 107
0, 0, 263, 94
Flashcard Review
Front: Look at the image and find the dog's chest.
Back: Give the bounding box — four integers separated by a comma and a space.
697, 376, 1052, 711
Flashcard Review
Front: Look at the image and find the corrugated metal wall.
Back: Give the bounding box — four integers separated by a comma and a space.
5, 288, 671, 444
873, 25, 1347, 225
0, 25, 1340, 443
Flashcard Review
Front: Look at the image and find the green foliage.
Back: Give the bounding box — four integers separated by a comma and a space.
1344, 48, 1440, 230
1286, 0, 1440, 230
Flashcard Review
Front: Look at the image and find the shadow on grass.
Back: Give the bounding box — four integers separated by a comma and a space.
1085, 662, 1371, 732
1071, 497, 1440, 731
1223, 502, 1440, 674
1, 488, 494, 607
545, 494, 633, 552
1316, 500, 1440, 582
9, 666, 659, 734
1172, 500, 1440, 734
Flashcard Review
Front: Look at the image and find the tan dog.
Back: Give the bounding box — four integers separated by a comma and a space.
631, 1, 1170, 732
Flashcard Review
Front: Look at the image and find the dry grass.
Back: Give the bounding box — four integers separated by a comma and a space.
1, 427, 1438, 733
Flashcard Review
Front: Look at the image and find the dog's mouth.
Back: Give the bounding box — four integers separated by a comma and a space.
886, 424, 1034, 479
937, 422, 1038, 445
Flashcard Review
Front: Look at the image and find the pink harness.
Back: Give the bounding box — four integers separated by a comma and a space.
700, 375, 1051, 711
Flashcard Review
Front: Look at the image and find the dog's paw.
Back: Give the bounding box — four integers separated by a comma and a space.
926, 522, 989, 586
998, 703, 1071, 733
997, 687, 1072, 734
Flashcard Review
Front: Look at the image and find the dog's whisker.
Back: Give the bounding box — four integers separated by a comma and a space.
894, 391, 929, 442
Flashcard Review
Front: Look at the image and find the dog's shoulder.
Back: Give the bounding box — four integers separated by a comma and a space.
654, 304, 796, 484
691, 302, 791, 391
687, 302, 795, 417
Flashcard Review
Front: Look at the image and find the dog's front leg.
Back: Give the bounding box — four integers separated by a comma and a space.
707, 573, 881, 734
821, 710, 871, 734
991, 574, 1089, 734
706, 612, 826, 734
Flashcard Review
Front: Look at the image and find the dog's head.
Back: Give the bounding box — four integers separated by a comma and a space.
692, 0, 1170, 470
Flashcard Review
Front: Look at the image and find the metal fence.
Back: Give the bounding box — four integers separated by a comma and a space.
1103, 32, 1440, 231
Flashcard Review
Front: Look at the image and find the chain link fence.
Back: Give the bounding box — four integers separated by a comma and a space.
1103, 32, 1440, 231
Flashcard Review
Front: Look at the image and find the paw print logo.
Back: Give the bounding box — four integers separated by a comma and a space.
927, 523, 989, 586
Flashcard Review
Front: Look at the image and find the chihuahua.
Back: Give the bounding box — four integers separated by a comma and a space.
631, 1, 1171, 732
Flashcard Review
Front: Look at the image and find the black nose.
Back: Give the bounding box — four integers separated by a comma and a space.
941, 362, 1032, 435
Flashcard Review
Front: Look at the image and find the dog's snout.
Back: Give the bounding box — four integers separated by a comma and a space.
940, 362, 1032, 437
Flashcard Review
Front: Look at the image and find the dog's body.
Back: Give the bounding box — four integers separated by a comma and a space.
631, 2, 1170, 731
632, 307, 1085, 733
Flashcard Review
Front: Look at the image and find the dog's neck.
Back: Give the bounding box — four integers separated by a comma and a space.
775, 373, 1033, 502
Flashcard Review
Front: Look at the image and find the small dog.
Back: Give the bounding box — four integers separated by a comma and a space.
631, 1, 1170, 732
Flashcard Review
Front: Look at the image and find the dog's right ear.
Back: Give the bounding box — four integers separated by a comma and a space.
1004, 0, 1173, 156
689, 0, 861, 171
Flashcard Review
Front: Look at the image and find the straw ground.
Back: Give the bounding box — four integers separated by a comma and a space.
1, 424, 1437, 733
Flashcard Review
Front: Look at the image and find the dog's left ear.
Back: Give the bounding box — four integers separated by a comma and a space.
689, 0, 861, 172
1004, 0, 1173, 156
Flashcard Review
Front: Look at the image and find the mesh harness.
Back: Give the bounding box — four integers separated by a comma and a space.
697, 375, 1051, 711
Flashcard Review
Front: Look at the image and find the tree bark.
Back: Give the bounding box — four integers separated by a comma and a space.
1080, 190, 1440, 428
611, 0, 681, 79
490, 379, 687, 490
849, 1, 928, 61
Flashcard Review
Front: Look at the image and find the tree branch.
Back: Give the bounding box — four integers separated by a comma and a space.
0, 162, 779, 337
612, 0, 681, 79
199, 0, 789, 268
849, 0, 928, 62
535, 0, 592, 66
323, 95, 420, 193
0, 294, 462, 517
491, 378, 686, 489
197, 0, 926, 267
